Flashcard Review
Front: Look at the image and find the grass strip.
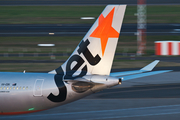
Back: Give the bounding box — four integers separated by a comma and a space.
0, 5, 180, 24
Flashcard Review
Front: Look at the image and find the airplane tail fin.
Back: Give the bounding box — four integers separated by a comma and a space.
49, 5, 126, 78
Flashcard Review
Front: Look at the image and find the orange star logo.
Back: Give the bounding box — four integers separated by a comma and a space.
90, 7, 119, 56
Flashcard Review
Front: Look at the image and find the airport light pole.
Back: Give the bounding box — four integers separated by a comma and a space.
137, 0, 146, 55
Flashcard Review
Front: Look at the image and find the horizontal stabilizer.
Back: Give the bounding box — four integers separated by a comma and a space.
140, 60, 159, 71
121, 70, 172, 81
110, 60, 160, 77
110, 70, 142, 77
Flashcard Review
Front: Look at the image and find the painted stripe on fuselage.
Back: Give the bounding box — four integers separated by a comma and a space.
0, 109, 45, 115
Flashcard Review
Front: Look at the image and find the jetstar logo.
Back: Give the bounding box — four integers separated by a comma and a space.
47, 39, 101, 102
47, 7, 119, 102
90, 7, 119, 56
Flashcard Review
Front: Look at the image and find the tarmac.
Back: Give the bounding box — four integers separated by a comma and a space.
0, 24, 180, 36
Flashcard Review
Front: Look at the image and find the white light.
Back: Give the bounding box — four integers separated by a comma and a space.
38, 44, 55, 47
49, 33, 54, 35
81, 17, 95, 20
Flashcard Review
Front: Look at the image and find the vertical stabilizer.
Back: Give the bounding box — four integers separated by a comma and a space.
49, 5, 126, 78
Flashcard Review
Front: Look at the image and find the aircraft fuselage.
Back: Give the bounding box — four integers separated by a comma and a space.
0, 72, 90, 114
0, 72, 119, 115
